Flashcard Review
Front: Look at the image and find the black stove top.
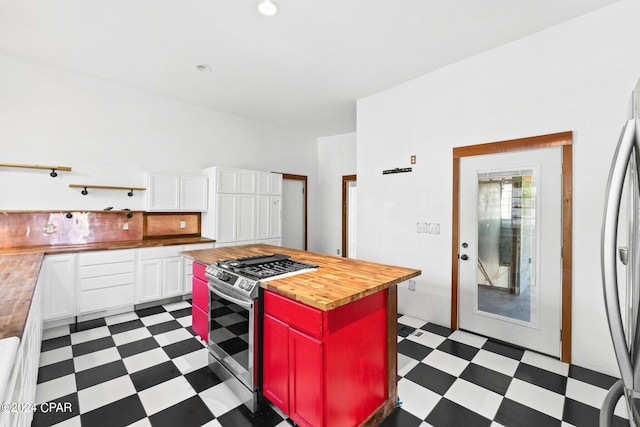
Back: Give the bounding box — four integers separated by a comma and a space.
217, 253, 319, 280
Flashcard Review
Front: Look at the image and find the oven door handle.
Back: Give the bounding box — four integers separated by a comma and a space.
207, 283, 253, 309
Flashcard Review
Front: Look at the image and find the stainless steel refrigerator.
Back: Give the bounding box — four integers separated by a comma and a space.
601, 78, 640, 426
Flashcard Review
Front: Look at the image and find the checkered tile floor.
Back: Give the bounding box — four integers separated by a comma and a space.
33, 301, 628, 427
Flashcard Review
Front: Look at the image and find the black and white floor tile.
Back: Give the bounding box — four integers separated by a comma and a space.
33, 302, 628, 427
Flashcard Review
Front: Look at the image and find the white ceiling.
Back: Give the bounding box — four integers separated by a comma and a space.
0, 0, 622, 137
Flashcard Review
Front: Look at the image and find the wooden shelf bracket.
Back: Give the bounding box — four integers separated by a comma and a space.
69, 184, 146, 196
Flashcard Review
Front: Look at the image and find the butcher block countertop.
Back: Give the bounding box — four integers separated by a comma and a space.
0, 236, 214, 256
181, 243, 421, 311
0, 237, 214, 341
0, 253, 44, 340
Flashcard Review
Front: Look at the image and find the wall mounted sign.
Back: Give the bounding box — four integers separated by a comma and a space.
382, 167, 412, 175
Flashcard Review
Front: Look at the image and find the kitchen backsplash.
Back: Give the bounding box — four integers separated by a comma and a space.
0, 211, 200, 248
0, 211, 144, 248
144, 213, 200, 238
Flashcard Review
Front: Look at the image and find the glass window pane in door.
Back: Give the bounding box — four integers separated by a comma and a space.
476, 169, 536, 324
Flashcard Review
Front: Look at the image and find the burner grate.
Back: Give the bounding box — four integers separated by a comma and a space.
219, 254, 318, 280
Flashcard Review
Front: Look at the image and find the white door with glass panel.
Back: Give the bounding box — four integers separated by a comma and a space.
458, 147, 562, 357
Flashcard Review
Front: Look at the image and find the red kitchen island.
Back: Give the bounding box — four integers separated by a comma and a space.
181, 244, 421, 427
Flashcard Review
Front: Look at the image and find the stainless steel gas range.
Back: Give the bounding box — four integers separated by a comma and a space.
204, 253, 318, 413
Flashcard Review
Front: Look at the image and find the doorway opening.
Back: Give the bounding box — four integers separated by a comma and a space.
342, 175, 357, 258
281, 174, 307, 250
452, 131, 573, 362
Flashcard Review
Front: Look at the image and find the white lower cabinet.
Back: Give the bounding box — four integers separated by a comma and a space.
41, 254, 76, 321
1, 279, 43, 427
137, 246, 183, 303
78, 250, 135, 314
37, 242, 214, 323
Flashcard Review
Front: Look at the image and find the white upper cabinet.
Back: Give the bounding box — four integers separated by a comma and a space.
257, 172, 282, 195
148, 174, 180, 211
202, 167, 282, 245
237, 170, 257, 194
180, 175, 208, 211
216, 168, 237, 193
147, 173, 208, 212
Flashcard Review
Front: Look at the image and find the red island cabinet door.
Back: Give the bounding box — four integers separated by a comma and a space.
191, 262, 208, 342
263, 289, 325, 426
289, 328, 323, 427
263, 314, 290, 413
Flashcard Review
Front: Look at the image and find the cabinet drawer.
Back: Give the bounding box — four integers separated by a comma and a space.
80, 250, 135, 266
80, 261, 134, 279
78, 285, 134, 313
79, 273, 135, 291
192, 276, 208, 311
192, 304, 208, 342
193, 262, 207, 282
139, 246, 181, 260
264, 291, 323, 338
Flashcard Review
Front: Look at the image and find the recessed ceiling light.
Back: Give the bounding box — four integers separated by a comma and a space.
196, 64, 211, 72
258, 0, 278, 16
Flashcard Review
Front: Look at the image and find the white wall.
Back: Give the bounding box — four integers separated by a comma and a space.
316, 132, 357, 255
0, 54, 319, 245
357, 0, 640, 375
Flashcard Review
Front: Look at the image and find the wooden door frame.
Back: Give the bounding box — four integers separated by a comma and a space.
280, 173, 308, 250
451, 131, 573, 362
342, 175, 357, 257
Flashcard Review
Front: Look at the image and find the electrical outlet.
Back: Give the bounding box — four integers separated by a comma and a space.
337, 249, 341, 255
418, 222, 440, 234
427, 223, 440, 234
180, 220, 186, 229
408, 280, 416, 291
410, 155, 416, 165
123, 222, 129, 230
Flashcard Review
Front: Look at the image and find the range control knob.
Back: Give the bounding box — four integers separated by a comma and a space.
212, 269, 229, 281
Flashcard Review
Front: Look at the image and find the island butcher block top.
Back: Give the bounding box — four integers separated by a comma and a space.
181, 243, 421, 310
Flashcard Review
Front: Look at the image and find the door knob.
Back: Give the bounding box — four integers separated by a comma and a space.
460, 254, 469, 261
